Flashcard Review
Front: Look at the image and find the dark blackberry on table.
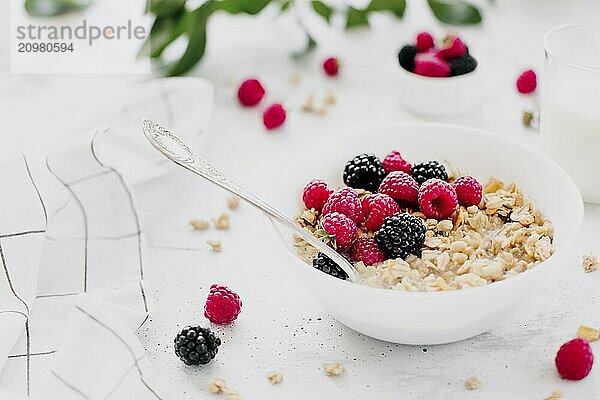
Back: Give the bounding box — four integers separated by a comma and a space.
449, 54, 478, 77
313, 252, 348, 280
174, 325, 221, 365
374, 213, 426, 259
343, 153, 386, 192
398, 45, 418, 72
410, 161, 448, 186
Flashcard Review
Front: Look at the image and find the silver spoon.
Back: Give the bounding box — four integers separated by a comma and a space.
141, 119, 359, 282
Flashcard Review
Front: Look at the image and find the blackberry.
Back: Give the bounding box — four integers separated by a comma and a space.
313, 252, 348, 280
374, 213, 426, 259
398, 45, 417, 72
174, 325, 221, 365
449, 54, 477, 77
343, 154, 386, 192
410, 161, 448, 186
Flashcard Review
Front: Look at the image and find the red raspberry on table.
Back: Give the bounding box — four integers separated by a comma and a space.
322, 187, 364, 224
516, 69, 537, 94
237, 78, 265, 107
263, 103, 286, 130
204, 284, 242, 325
302, 180, 332, 212
414, 50, 450, 77
361, 193, 401, 232
453, 176, 483, 207
378, 171, 419, 207
319, 212, 357, 250
351, 236, 386, 266
416, 32, 434, 52
438, 36, 466, 60
555, 338, 594, 380
418, 179, 458, 220
382, 150, 412, 174
323, 57, 340, 76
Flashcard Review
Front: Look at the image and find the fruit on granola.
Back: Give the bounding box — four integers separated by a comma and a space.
351, 237, 386, 266
438, 36, 466, 60
317, 212, 357, 250
378, 171, 419, 207
313, 252, 348, 280
343, 154, 386, 192
382, 150, 412, 174
555, 338, 594, 380
416, 31, 434, 52
237, 78, 265, 107
263, 103, 286, 130
302, 179, 332, 212
374, 213, 426, 259
449, 54, 478, 77
413, 51, 450, 78
322, 187, 365, 224
418, 179, 458, 220
398, 45, 418, 72
204, 284, 242, 325
361, 193, 401, 232
174, 325, 221, 365
453, 176, 483, 207
410, 160, 448, 186
323, 57, 340, 76
516, 69, 537, 94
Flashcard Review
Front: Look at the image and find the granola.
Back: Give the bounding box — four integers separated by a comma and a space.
464, 376, 480, 390
323, 362, 345, 377
577, 325, 600, 342
190, 219, 210, 230
207, 240, 223, 252
267, 371, 283, 384
582, 254, 598, 273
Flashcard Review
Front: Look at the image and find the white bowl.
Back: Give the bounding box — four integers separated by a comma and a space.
395, 61, 485, 118
266, 123, 582, 344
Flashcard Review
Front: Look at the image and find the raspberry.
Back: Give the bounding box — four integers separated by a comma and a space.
351, 237, 386, 266
418, 179, 458, 220
398, 45, 418, 72
374, 213, 426, 259
263, 103, 286, 130
516, 69, 537, 94
237, 78, 265, 107
449, 54, 477, 77
361, 193, 401, 232
322, 187, 364, 224
204, 284, 242, 325
317, 212, 357, 250
174, 325, 221, 365
410, 160, 448, 185
453, 176, 482, 207
323, 57, 340, 76
416, 32, 434, 52
302, 179, 332, 212
438, 36, 467, 60
343, 154, 386, 192
377, 171, 419, 207
413, 50, 450, 77
555, 338, 594, 380
313, 252, 348, 280
382, 150, 412, 174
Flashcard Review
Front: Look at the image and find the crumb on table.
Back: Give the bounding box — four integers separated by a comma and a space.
227, 196, 240, 210
190, 219, 210, 230
213, 213, 230, 230
577, 325, 600, 342
207, 240, 222, 252
582, 254, 598, 273
464, 377, 480, 390
267, 371, 283, 385
544, 390, 563, 400
323, 362, 345, 377
208, 379, 241, 399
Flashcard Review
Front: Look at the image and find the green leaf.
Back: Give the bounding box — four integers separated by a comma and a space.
146, 0, 186, 17
280, 0, 292, 12
427, 0, 482, 25
367, 0, 405, 18
143, 11, 190, 59
312, 0, 333, 23
345, 6, 369, 28
292, 33, 316, 59
24, 0, 92, 16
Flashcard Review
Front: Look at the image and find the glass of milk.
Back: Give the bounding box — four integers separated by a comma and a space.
541, 22, 600, 203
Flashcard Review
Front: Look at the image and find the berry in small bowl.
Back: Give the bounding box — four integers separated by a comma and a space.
396, 32, 484, 118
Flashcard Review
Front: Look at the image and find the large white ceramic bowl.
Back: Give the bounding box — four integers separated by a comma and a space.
267, 124, 583, 345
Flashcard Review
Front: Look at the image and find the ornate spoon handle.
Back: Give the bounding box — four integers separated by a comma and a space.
141, 119, 358, 282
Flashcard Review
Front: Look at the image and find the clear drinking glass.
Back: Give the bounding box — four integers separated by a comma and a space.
541, 22, 600, 203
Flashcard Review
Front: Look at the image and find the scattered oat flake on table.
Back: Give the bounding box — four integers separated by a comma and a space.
227, 196, 240, 210
544, 390, 563, 400
464, 377, 480, 390
208, 379, 227, 393
323, 92, 336, 105
190, 219, 210, 230
577, 325, 600, 342
582, 254, 598, 273
323, 362, 345, 377
207, 240, 222, 252
213, 213, 230, 230
267, 371, 283, 384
